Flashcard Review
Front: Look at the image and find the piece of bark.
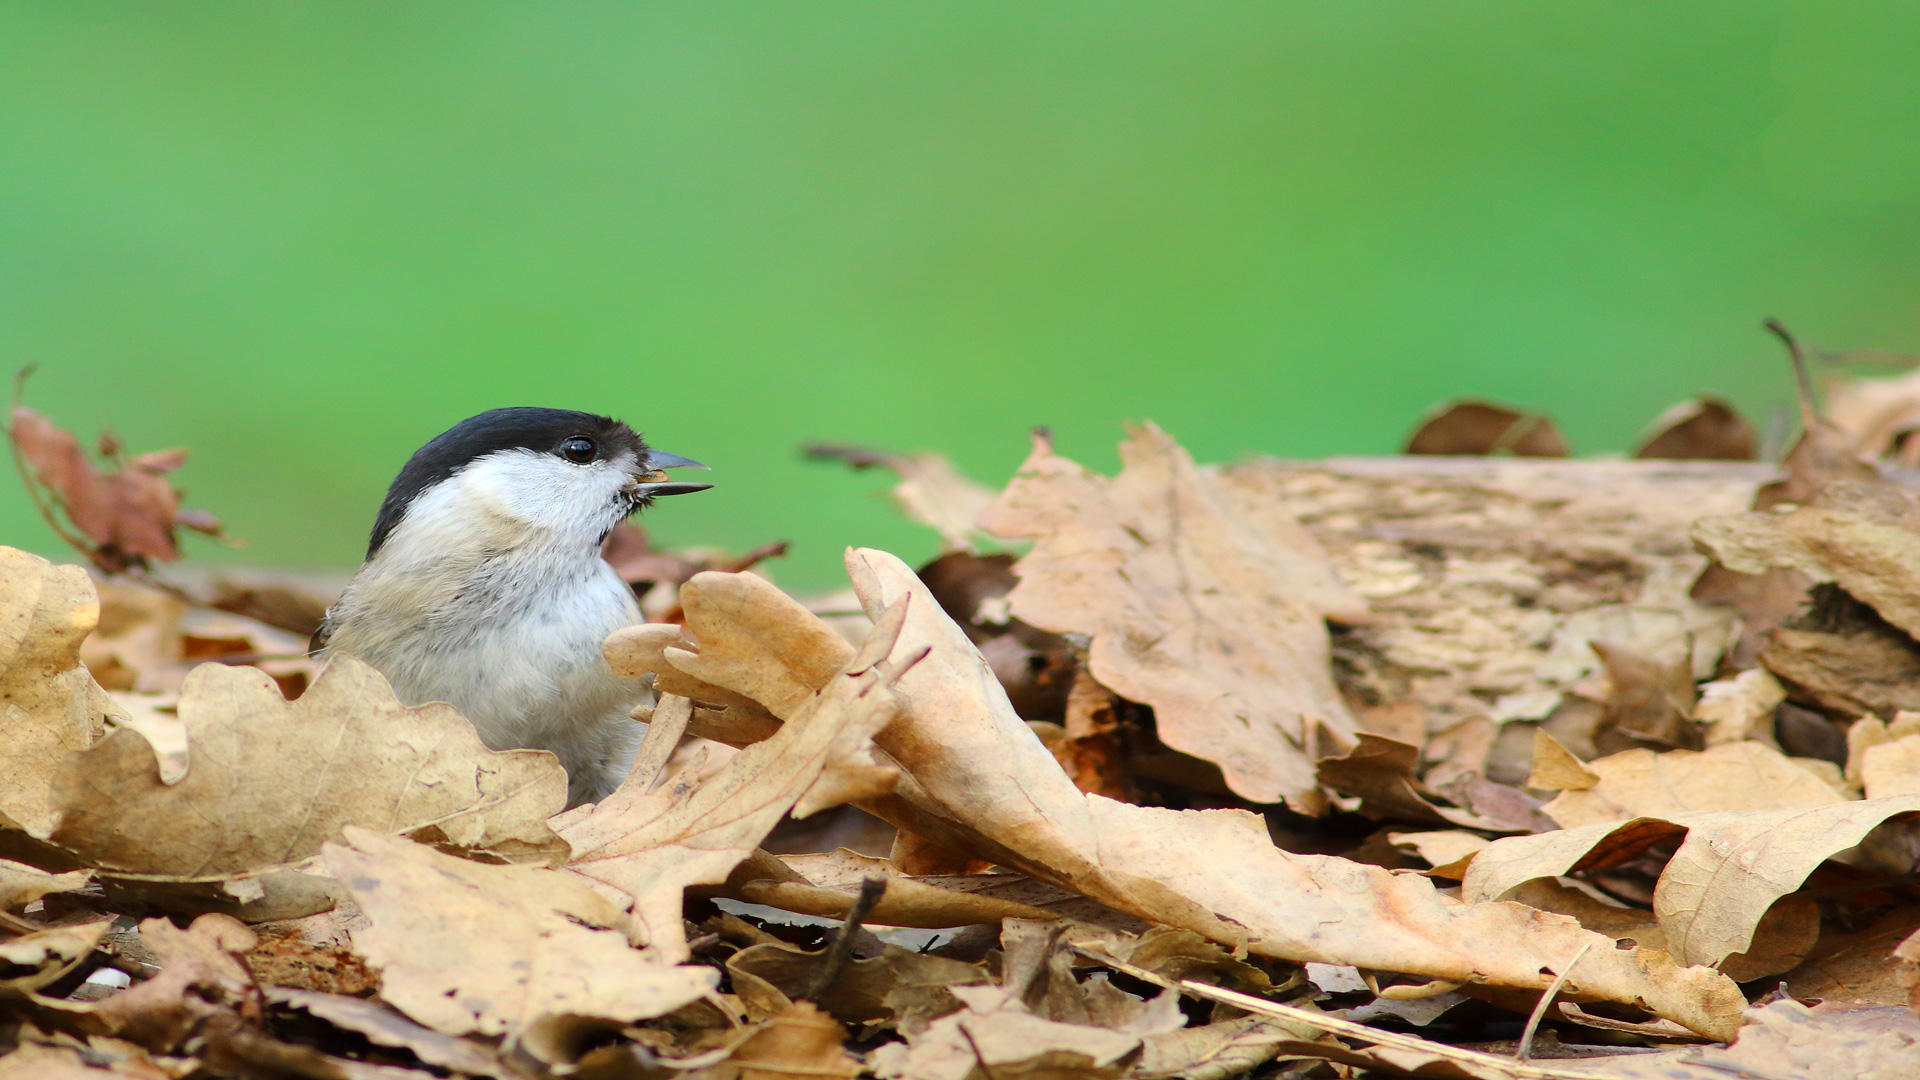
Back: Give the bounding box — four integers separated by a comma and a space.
1217, 457, 1771, 732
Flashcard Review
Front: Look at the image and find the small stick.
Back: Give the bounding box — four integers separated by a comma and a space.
1765, 319, 1821, 432
1067, 945, 1622, 1080
807, 876, 886, 1000
1517, 940, 1594, 1061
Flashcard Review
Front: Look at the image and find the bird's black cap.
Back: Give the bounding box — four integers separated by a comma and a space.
367, 407, 648, 559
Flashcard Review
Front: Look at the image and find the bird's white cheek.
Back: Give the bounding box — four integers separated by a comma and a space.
456, 453, 629, 539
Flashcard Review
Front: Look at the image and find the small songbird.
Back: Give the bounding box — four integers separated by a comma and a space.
312, 407, 710, 806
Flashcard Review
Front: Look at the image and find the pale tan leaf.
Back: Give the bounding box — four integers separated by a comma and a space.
1136, 1017, 1312, 1080
0, 1038, 176, 1080
603, 622, 763, 712
1693, 506, 1920, 641
1541, 741, 1845, 829
1655, 798, 1920, 969
268, 989, 516, 1079
323, 827, 715, 1039
1528, 729, 1599, 791
0, 858, 89, 909
1464, 818, 1687, 905
0, 919, 110, 995
806, 444, 1001, 553
1863, 734, 1920, 799
976, 425, 1361, 808
0, 547, 112, 833
1567, 999, 1920, 1080
86, 914, 257, 1053
668, 572, 854, 717
716, 1001, 862, 1080
1826, 367, 1920, 461
1692, 668, 1785, 745
50, 655, 568, 875
869, 993, 1142, 1080
673, 547, 1748, 1040
565, 606, 911, 961
1388, 830, 1492, 876
1077, 796, 1739, 1034
726, 938, 986, 1026
1466, 797, 1920, 969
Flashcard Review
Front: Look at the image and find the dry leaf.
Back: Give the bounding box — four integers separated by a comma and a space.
805, 444, 1000, 553
919, 551, 1078, 724
605, 571, 854, 722
0, 919, 110, 995
1693, 668, 1785, 745
0, 859, 89, 910
1862, 736, 1920, 799
269, 988, 521, 1078
1403, 400, 1570, 457
977, 425, 1362, 809
868, 986, 1143, 1080
725, 848, 1065, 928
1827, 366, 1920, 463
666, 547, 1748, 1039
1136, 1016, 1311, 1080
1538, 741, 1845, 829
1316, 735, 1529, 831
1575, 999, 1920, 1080
1229, 458, 1751, 737
86, 914, 257, 1053
8, 408, 219, 574
1389, 830, 1492, 876
1633, 398, 1756, 462
1528, 729, 1601, 791
707, 1001, 862, 1080
726, 938, 986, 1026
0, 1022, 178, 1076
1778, 906, 1920, 1006
1464, 796, 1920, 969
567, 600, 911, 960
1694, 504, 1920, 643
1760, 623, 1920, 719
0, 547, 113, 833
50, 655, 569, 876
323, 827, 716, 1041
1896, 925, 1920, 1011
1589, 639, 1698, 750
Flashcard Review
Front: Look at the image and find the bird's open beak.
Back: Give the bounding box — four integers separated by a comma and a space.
645, 450, 709, 471
628, 450, 712, 497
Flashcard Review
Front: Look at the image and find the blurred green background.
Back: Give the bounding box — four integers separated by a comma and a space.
3, 3, 1918, 589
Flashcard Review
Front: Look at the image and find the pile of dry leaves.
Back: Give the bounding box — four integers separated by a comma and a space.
5, 342, 1920, 1080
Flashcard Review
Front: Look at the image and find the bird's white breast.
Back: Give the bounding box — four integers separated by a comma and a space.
322, 455, 649, 804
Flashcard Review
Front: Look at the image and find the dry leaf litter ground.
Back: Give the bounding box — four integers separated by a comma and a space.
4, 348, 1920, 1079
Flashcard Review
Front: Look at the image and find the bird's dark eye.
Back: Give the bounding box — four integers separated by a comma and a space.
560, 436, 597, 464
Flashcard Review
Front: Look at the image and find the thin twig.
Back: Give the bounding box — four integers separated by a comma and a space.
807, 876, 886, 1000
1517, 940, 1594, 1061
1067, 946, 1634, 1080
1765, 319, 1821, 432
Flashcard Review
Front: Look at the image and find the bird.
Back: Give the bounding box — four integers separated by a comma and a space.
311, 407, 710, 807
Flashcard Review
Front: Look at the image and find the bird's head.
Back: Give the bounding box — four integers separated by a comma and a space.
365, 407, 710, 561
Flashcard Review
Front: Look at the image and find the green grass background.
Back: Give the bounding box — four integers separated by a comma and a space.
3, 3, 1918, 588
